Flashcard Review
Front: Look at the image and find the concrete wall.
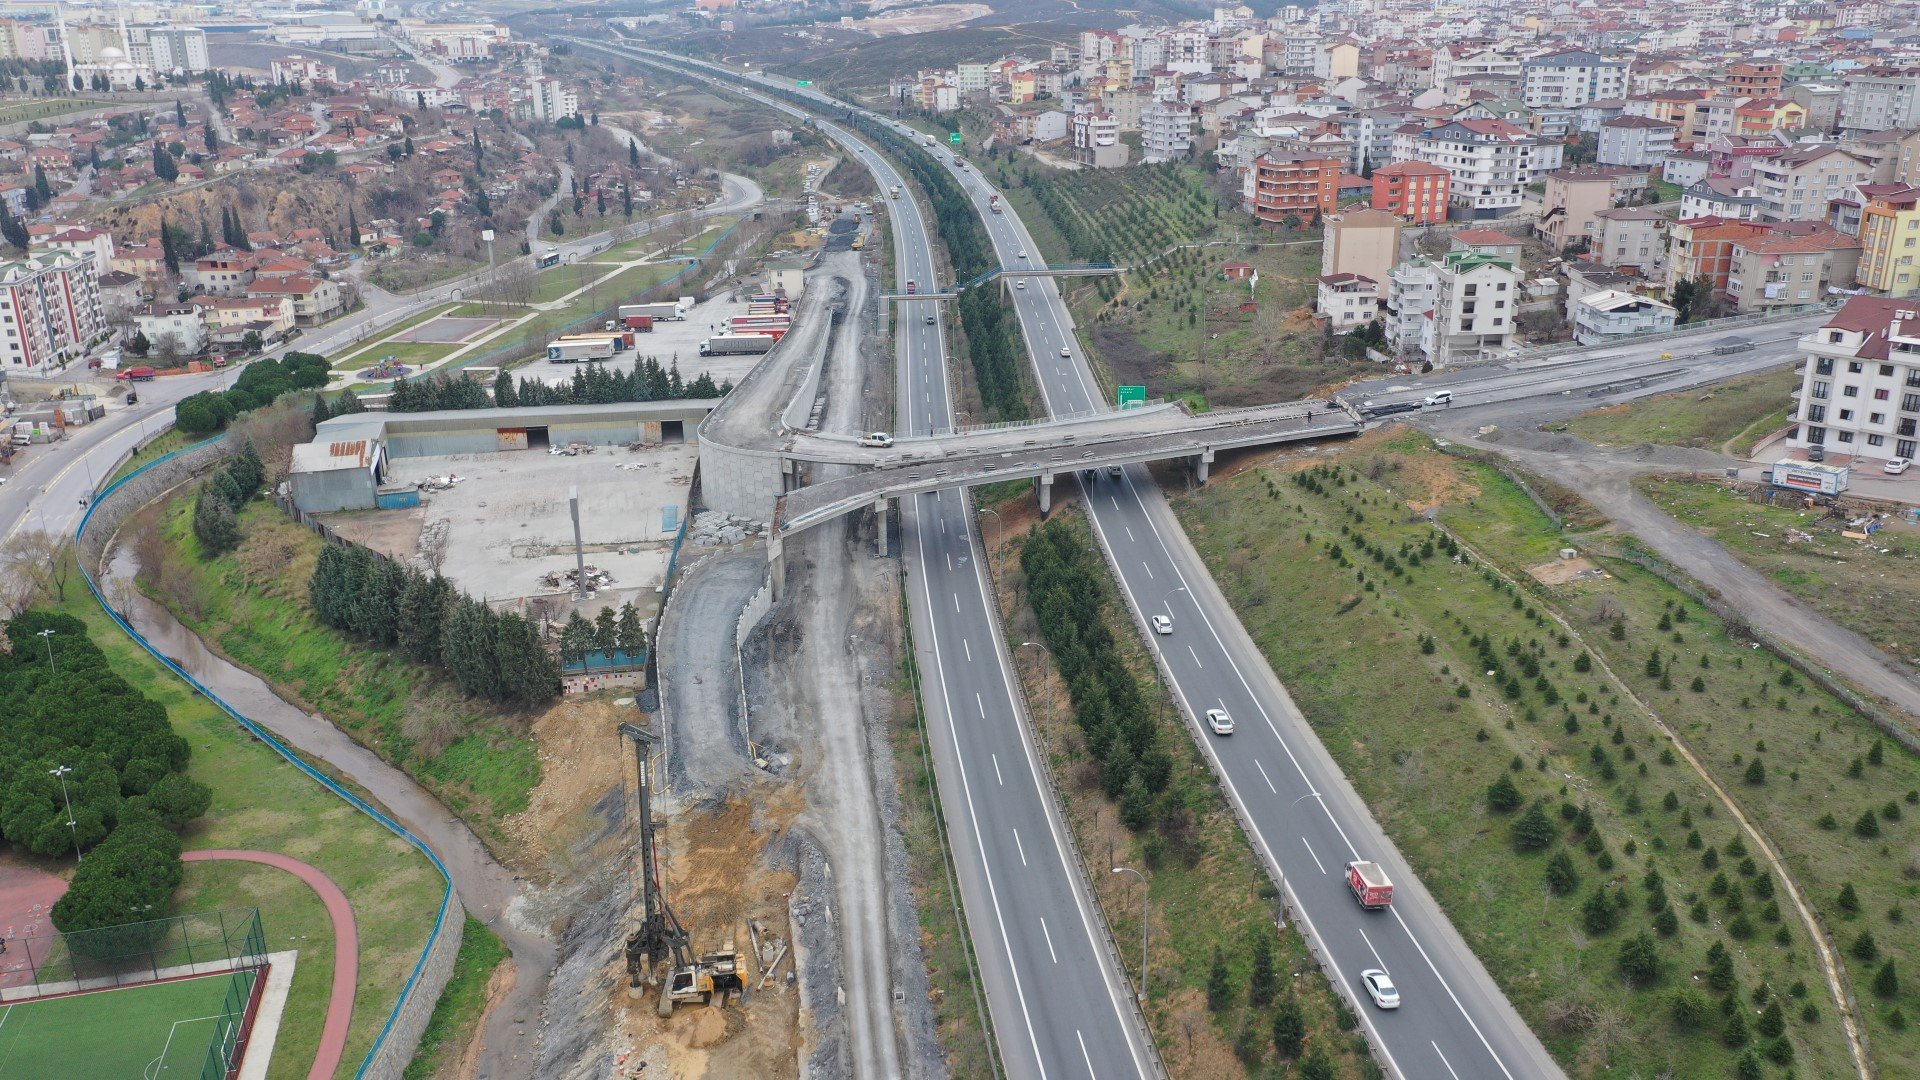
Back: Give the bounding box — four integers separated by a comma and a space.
697, 438, 787, 521
291, 467, 379, 513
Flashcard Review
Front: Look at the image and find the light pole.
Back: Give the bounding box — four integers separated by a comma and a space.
1112, 865, 1148, 1001
35, 628, 55, 671
1018, 640, 1051, 728
977, 506, 1002, 578
480, 228, 496, 320
48, 765, 79, 862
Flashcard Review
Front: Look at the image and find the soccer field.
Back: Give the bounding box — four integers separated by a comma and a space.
0, 969, 256, 1079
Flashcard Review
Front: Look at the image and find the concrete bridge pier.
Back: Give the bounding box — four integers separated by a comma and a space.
1195, 448, 1215, 484
768, 531, 787, 600
873, 497, 892, 556
1035, 472, 1054, 516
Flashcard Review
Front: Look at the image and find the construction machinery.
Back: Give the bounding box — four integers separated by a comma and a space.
619, 723, 745, 1017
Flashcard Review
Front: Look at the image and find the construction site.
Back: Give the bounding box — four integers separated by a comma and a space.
515, 247, 943, 1080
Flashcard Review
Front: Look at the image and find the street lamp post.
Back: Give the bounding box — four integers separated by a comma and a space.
1112, 865, 1149, 1001
977, 506, 1003, 579
48, 765, 79, 862
35, 628, 55, 671
1018, 640, 1051, 728
480, 229, 496, 321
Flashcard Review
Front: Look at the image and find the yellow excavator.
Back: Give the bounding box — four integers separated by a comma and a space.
619, 723, 746, 1017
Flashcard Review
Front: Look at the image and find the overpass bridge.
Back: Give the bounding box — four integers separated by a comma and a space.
766, 400, 1361, 568
879, 263, 1122, 304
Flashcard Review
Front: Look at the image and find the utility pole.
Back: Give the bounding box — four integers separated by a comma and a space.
1112, 865, 1148, 1001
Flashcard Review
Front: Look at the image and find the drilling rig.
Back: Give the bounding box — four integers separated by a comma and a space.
619, 722, 744, 1018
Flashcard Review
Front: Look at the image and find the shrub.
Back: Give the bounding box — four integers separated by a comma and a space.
1617, 932, 1662, 988
1512, 804, 1559, 850
1271, 997, 1305, 1059
1486, 772, 1523, 813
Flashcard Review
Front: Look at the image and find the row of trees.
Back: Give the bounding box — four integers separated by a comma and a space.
380, 359, 730, 414
1022, 520, 1181, 838
1, 612, 211, 938
557, 604, 647, 664
850, 115, 1032, 421
309, 544, 559, 705
176, 353, 330, 435
191, 445, 266, 557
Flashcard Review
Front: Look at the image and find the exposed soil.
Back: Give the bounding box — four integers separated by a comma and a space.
502, 696, 632, 873
1091, 320, 1364, 408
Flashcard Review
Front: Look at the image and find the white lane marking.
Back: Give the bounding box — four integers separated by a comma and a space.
993, 753, 1004, 785
1187, 645, 1203, 669
1357, 926, 1389, 971
1301, 835, 1328, 875
1254, 759, 1278, 794
1434, 1043, 1465, 1080
953, 591, 961, 613
1141, 562, 1154, 580
945, 551, 952, 571
1013, 828, 1027, 865
1077, 1031, 1095, 1076
1040, 917, 1058, 963
911, 493, 1054, 1079
1124, 526, 1134, 541
975, 692, 985, 718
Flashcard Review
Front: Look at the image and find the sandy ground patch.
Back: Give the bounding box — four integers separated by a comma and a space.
852, 2, 989, 34
1525, 555, 1610, 586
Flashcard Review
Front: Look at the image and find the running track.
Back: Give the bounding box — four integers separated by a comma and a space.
183, 850, 356, 1080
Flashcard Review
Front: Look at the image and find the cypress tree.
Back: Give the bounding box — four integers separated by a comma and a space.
495, 612, 558, 703
629, 139, 640, 166
615, 603, 646, 653
1248, 933, 1276, 1008
192, 486, 242, 555
593, 605, 618, 650
492, 367, 517, 407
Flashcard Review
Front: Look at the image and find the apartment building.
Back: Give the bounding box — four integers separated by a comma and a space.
1323, 208, 1404, 287
1425, 251, 1522, 364
1839, 68, 1920, 136
1370, 160, 1450, 224
1727, 224, 1861, 312
133, 301, 206, 356
1590, 206, 1666, 270
1573, 290, 1679, 344
1141, 99, 1195, 163
1521, 50, 1627, 109
1855, 183, 1920, 294
1248, 152, 1342, 222
1667, 217, 1776, 297
1597, 115, 1678, 168
1316, 273, 1382, 329
1725, 62, 1784, 99
0, 251, 104, 371
270, 55, 339, 85
1403, 118, 1562, 219
1788, 296, 1920, 464
1752, 146, 1872, 222
1537, 166, 1638, 252
1384, 258, 1438, 354
527, 75, 579, 122
1072, 110, 1127, 168
1680, 177, 1764, 221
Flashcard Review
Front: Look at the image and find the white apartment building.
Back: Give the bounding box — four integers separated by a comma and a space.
956, 63, 989, 95
0, 251, 104, 371
1402, 118, 1563, 219
396, 20, 507, 60
1596, 115, 1678, 167
1141, 99, 1195, 162
1753, 146, 1873, 222
1424, 250, 1521, 364
1573, 290, 1678, 344
1317, 273, 1382, 330
132, 26, 208, 73
1789, 296, 1920, 464
1838, 68, 1920, 136
271, 55, 339, 85
1521, 50, 1627, 109
1384, 258, 1438, 353
527, 75, 579, 122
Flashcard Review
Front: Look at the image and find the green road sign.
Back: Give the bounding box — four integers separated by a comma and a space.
949, 132, 963, 145
1118, 385, 1147, 409
797, 80, 812, 86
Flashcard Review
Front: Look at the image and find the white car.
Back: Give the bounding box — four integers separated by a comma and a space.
857, 432, 894, 448
1059, 346, 1071, 357
1885, 457, 1912, 475
1015, 280, 1027, 290
924, 314, 936, 325
1361, 969, 1400, 1010
1423, 390, 1453, 406
1018, 250, 1029, 259
1205, 708, 1235, 735
1151, 614, 1173, 635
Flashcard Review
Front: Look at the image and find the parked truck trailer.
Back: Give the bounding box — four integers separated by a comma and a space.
619, 301, 684, 322
1768, 461, 1850, 495
699, 334, 776, 357
547, 337, 616, 363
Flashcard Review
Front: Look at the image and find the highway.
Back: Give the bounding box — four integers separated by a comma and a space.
575, 40, 1159, 1078
924, 128, 1566, 1080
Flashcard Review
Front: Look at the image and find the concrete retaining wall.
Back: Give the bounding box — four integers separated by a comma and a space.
733, 571, 774, 752
358, 911, 465, 1079
697, 437, 787, 520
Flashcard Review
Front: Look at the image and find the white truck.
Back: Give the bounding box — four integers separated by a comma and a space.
619, 301, 684, 322
989, 193, 1002, 213
547, 337, 616, 363
889, 185, 901, 199
699, 334, 776, 357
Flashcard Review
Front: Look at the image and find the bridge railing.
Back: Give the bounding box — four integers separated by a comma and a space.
949, 400, 1173, 435
1448, 301, 1834, 370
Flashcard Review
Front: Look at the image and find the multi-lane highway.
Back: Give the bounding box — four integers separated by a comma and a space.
931, 128, 1565, 1080
577, 40, 1158, 1078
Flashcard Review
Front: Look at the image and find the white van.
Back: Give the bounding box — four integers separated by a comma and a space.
1423, 390, 1453, 406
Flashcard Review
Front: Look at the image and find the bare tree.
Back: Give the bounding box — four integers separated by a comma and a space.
2, 531, 75, 605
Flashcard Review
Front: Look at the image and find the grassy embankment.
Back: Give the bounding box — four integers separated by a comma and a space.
143, 496, 540, 854
1174, 430, 1919, 1077
1638, 476, 1920, 669
987, 503, 1378, 1079
1562, 367, 1799, 456
402, 916, 510, 1080
52, 571, 444, 1080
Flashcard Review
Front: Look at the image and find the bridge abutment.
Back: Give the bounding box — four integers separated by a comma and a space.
873, 497, 892, 555
1195, 448, 1214, 484
1036, 472, 1054, 516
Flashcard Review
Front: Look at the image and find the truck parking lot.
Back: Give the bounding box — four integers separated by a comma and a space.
517, 292, 768, 392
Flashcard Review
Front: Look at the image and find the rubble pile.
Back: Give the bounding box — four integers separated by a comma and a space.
541, 565, 615, 592
688, 511, 764, 547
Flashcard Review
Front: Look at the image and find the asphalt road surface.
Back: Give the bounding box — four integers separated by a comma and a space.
581, 42, 1158, 1079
